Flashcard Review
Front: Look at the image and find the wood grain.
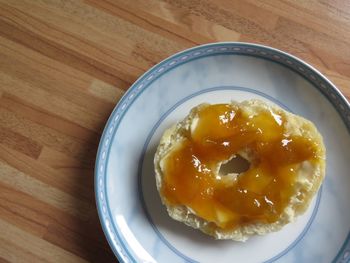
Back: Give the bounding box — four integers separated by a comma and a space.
0, 0, 349, 262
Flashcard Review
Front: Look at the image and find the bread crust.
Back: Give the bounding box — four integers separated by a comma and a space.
154, 100, 326, 241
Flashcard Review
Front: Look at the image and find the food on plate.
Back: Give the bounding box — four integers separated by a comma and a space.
154, 100, 325, 241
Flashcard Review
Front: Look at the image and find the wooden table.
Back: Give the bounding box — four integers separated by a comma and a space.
0, 1, 349, 262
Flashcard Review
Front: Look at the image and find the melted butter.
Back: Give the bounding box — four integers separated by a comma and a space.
161, 104, 321, 229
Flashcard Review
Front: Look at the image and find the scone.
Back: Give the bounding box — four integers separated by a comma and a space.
154, 100, 326, 241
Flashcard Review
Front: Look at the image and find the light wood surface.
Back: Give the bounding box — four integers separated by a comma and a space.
0, 1, 349, 262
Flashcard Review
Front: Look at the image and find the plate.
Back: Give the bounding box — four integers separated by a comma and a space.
95, 43, 350, 263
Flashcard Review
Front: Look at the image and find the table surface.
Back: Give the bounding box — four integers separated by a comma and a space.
0, 1, 350, 262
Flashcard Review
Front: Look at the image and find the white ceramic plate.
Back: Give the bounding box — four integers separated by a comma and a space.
95, 43, 350, 263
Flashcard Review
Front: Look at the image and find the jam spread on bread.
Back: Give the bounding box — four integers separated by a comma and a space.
161, 104, 321, 229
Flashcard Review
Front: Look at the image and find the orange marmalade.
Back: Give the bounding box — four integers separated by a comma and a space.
161, 104, 321, 230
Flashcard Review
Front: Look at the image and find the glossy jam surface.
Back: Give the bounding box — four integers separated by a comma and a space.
161, 104, 321, 229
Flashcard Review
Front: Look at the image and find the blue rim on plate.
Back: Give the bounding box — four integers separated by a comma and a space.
95, 42, 350, 263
